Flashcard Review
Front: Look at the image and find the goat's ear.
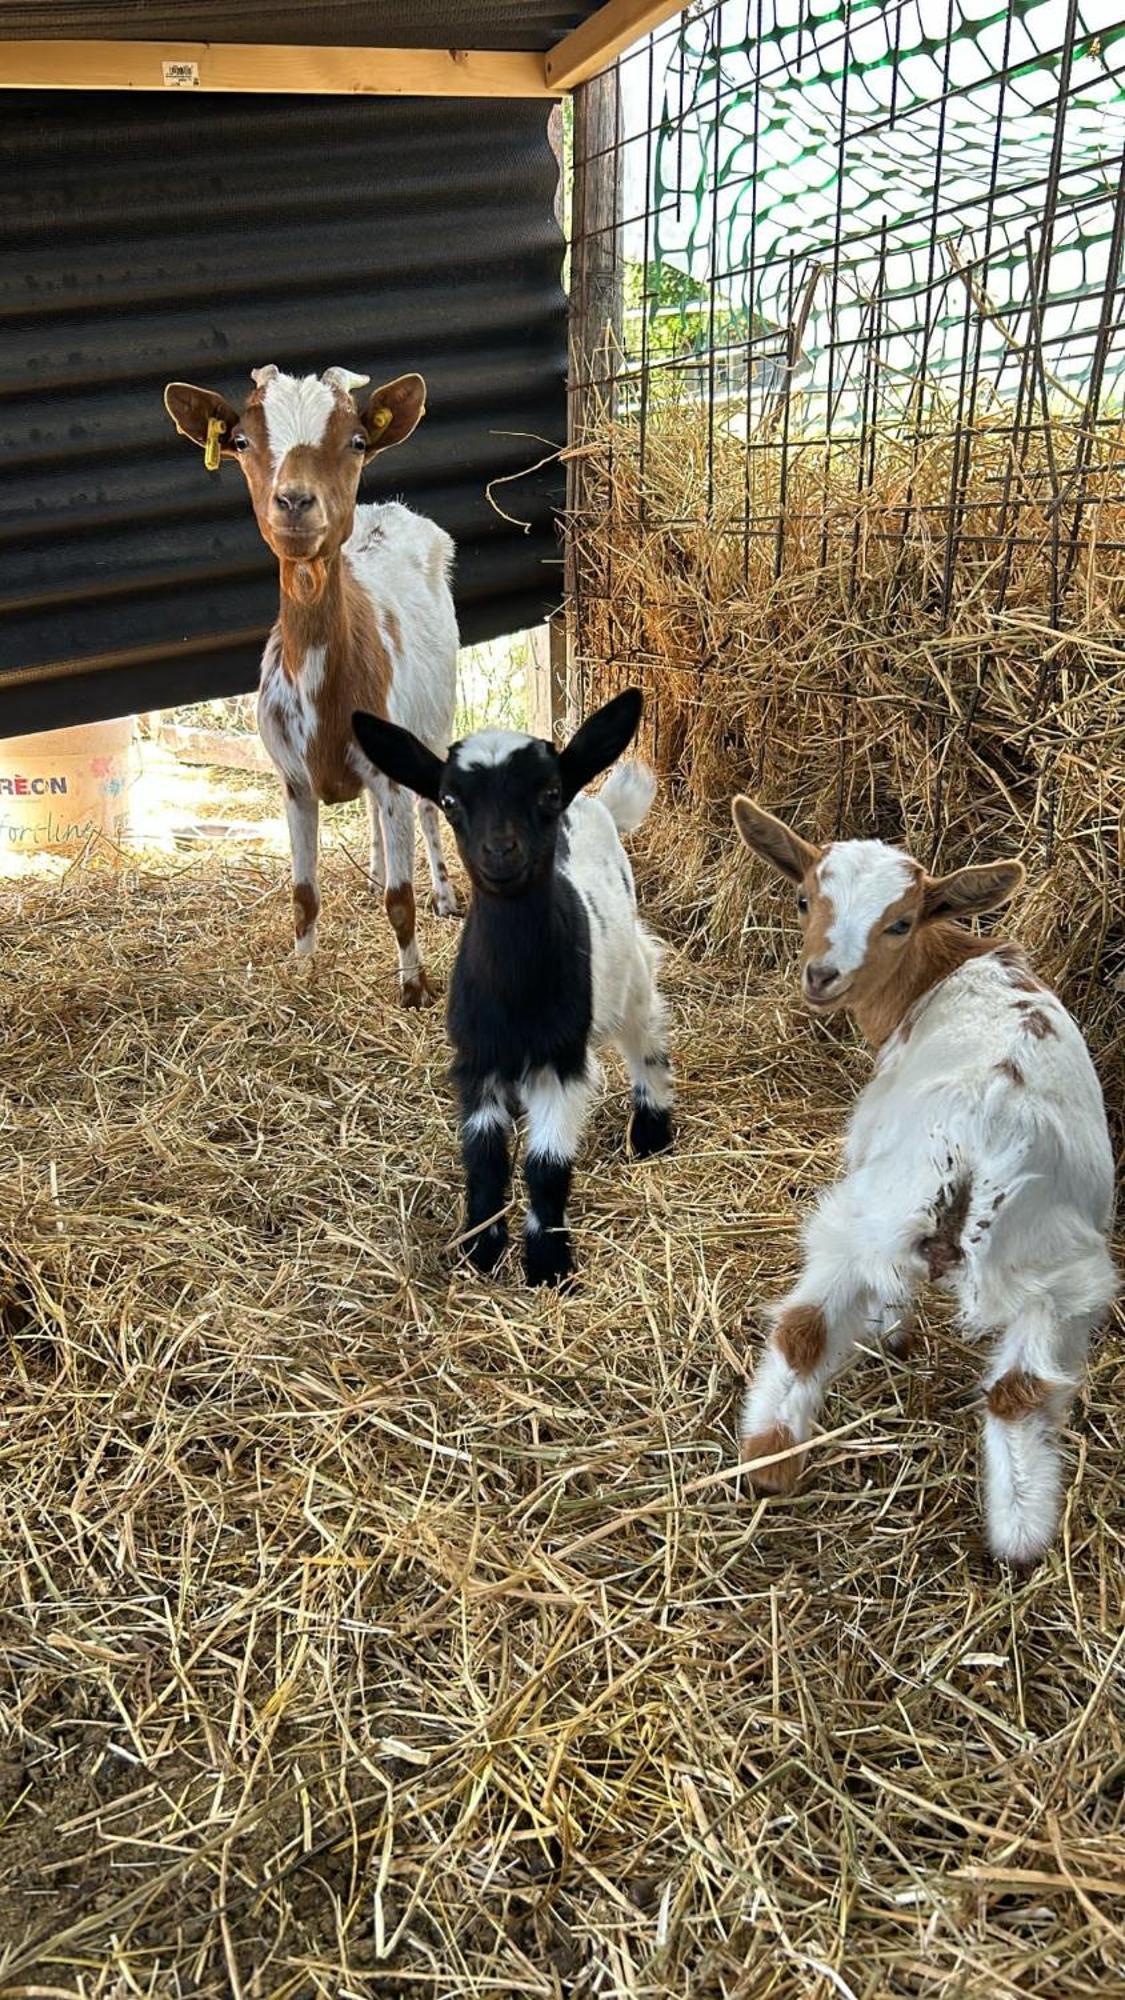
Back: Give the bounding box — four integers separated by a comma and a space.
558, 689, 643, 804
732, 796, 821, 884
360, 374, 427, 458
352, 711, 444, 802
164, 382, 241, 455
921, 859, 1025, 922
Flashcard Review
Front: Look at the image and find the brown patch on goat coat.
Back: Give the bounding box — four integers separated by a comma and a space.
919, 1174, 972, 1281
293, 883, 319, 939
986, 1370, 1054, 1423
1016, 1002, 1058, 1041
277, 562, 393, 807
385, 881, 416, 950
401, 969, 440, 1010
740, 1423, 801, 1494
992, 945, 1046, 994
995, 1057, 1026, 1085
775, 1303, 827, 1375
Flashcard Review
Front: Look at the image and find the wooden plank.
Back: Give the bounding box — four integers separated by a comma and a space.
0, 39, 557, 98
545, 1, 685, 90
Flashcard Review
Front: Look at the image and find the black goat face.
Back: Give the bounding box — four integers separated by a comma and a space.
437, 733, 563, 896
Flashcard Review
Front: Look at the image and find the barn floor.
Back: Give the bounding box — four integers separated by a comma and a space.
0, 783, 1122, 1999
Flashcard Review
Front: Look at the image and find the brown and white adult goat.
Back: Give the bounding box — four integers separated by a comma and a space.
164, 365, 458, 1006
733, 799, 1116, 1566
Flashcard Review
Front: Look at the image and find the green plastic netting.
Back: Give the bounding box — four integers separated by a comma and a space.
620, 0, 1125, 420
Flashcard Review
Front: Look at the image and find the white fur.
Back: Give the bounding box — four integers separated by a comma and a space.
521, 1067, 598, 1163
742, 938, 1116, 1565
454, 729, 535, 771
818, 842, 916, 974
600, 760, 657, 834
261, 372, 337, 469
547, 766, 674, 1157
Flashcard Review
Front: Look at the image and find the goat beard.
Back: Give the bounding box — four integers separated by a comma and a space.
279, 557, 328, 606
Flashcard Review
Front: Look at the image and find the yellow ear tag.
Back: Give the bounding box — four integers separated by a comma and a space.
203, 416, 225, 471
368, 406, 392, 441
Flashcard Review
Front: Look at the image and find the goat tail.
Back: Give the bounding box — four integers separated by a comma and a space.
600, 760, 657, 835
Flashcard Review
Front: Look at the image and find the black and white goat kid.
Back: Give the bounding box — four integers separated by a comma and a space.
352, 690, 674, 1284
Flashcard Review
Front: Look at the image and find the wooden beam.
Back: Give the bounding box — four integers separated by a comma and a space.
545, 2, 685, 91
0, 39, 557, 98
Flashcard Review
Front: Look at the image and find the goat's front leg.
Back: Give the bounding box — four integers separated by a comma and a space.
418, 797, 459, 918
457, 1074, 514, 1274
520, 1065, 595, 1286
741, 1177, 922, 1493
364, 786, 385, 896
285, 790, 320, 959
372, 776, 437, 1008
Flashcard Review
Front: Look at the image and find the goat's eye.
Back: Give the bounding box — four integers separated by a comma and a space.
885, 916, 912, 936
796, 893, 809, 915
440, 794, 460, 817
232, 434, 250, 452
351, 432, 368, 452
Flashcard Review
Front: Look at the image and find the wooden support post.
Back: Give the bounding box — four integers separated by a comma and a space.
565, 69, 624, 724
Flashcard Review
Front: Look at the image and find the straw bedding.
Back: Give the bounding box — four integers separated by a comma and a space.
0, 802, 1121, 1995
575, 401, 1125, 1144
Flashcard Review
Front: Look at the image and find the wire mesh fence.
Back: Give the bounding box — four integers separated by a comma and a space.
566, 0, 1125, 898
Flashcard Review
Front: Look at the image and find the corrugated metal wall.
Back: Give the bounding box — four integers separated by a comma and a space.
0, 83, 572, 731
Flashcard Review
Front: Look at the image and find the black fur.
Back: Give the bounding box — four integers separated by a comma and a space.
458, 1082, 514, 1274
629, 1098, 674, 1158
524, 1155, 575, 1286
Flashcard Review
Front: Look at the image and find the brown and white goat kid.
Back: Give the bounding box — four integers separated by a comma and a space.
733, 798, 1116, 1565
164, 365, 457, 1005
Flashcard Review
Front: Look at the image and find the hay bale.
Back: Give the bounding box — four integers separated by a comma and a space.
572, 399, 1125, 1133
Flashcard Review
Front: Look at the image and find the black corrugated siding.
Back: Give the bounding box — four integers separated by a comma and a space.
0, 88, 569, 731
0, 3, 596, 46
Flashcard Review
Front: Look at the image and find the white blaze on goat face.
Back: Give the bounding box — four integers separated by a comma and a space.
816, 841, 917, 974
260, 372, 338, 471
452, 729, 536, 773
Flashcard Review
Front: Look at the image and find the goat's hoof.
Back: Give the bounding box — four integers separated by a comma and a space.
431, 886, 461, 919
294, 931, 317, 961
465, 1221, 508, 1275
524, 1228, 575, 1289
628, 1104, 674, 1158
401, 970, 440, 1009
740, 1424, 802, 1495
886, 1324, 923, 1361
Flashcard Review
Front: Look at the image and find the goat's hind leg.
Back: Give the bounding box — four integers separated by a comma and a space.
741, 1176, 923, 1494
980, 1258, 1113, 1566
615, 952, 674, 1158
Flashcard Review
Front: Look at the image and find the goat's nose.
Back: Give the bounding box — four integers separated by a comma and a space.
275, 487, 316, 515
485, 830, 519, 859
804, 961, 839, 997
